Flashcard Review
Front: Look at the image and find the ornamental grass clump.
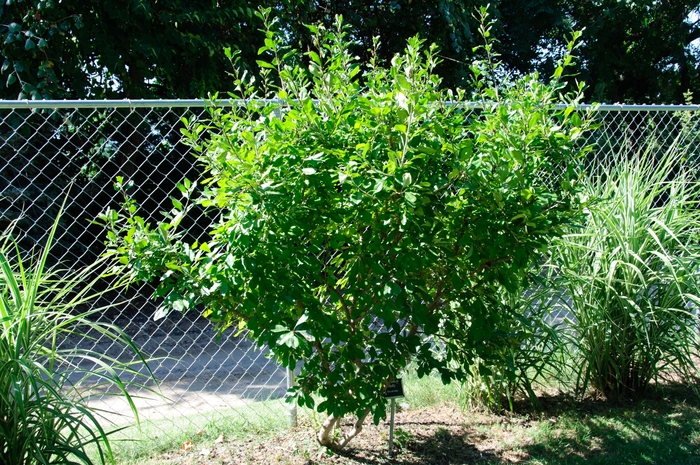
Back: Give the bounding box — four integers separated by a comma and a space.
0, 209, 155, 465
99, 8, 594, 450
552, 131, 700, 398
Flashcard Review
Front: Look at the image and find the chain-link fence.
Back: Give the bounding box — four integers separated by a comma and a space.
0, 100, 295, 439
1, 100, 699, 437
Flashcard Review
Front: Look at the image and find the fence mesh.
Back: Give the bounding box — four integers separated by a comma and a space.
1, 101, 699, 437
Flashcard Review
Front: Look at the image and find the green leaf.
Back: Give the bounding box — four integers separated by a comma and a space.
172, 299, 189, 312
308, 51, 322, 66
256, 60, 275, 69
395, 92, 408, 110
278, 331, 299, 348
396, 74, 411, 90
415, 146, 437, 155
295, 313, 309, 328
382, 283, 392, 296
373, 179, 384, 194
511, 149, 524, 164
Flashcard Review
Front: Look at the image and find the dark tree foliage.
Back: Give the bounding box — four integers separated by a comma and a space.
281, 0, 700, 104
566, 0, 700, 104
1, 0, 697, 102
494, 0, 570, 75
495, 0, 700, 104
0, 0, 268, 99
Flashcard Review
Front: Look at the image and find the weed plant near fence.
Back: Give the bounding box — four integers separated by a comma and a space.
1, 100, 699, 436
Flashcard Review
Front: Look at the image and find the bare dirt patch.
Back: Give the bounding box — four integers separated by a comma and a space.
133, 384, 700, 465
146, 404, 498, 465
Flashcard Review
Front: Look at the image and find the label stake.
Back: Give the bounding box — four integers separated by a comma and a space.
383, 378, 404, 457
388, 398, 396, 457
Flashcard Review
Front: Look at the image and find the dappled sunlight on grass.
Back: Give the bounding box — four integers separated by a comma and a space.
110, 381, 700, 465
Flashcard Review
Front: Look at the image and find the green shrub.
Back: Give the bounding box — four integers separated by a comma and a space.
0, 207, 155, 465
99, 8, 593, 449
552, 129, 700, 398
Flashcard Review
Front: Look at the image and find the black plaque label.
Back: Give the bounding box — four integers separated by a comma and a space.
384, 378, 404, 398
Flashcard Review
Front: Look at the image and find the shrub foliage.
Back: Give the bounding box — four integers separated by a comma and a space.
100, 9, 592, 448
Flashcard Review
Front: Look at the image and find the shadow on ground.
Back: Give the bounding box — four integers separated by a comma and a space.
504, 383, 700, 465
334, 429, 496, 465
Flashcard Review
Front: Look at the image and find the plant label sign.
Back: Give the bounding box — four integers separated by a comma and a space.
384, 379, 404, 399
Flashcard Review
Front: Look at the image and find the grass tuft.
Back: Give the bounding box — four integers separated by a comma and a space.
1, 205, 156, 465
551, 129, 700, 398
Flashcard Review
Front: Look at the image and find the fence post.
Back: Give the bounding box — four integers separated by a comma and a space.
286, 363, 298, 427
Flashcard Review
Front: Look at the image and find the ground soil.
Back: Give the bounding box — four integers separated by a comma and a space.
147, 404, 499, 465
132, 383, 700, 465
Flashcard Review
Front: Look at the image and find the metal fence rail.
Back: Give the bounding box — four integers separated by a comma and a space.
1, 100, 699, 437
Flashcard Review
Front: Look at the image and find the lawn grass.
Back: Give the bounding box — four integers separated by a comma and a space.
511, 385, 700, 464
102, 399, 289, 464
108, 374, 700, 464
401, 370, 464, 410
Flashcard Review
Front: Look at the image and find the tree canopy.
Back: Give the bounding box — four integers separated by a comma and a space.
0, 0, 265, 99
1, 0, 698, 102
284, 0, 700, 104
566, 0, 700, 104
504, 0, 700, 104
